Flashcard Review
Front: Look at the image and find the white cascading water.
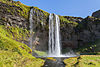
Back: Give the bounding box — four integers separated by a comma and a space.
29, 8, 77, 57
48, 13, 61, 57
55, 14, 61, 56
29, 8, 34, 49
48, 14, 77, 57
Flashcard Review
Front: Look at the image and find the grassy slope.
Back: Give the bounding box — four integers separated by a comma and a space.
0, 0, 46, 66
0, 25, 30, 42
0, 0, 48, 62
64, 55, 100, 67
0, 25, 44, 67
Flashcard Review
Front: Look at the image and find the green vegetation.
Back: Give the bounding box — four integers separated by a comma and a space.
64, 57, 78, 67
33, 7, 49, 17
46, 57, 56, 61
59, 16, 78, 27
1, 0, 100, 67
76, 22, 85, 29
77, 55, 100, 67
0, 50, 44, 67
0, 25, 44, 67
0, 25, 30, 42
77, 16, 100, 29
87, 16, 100, 24
76, 39, 100, 55
64, 55, 100, 67
34, 50, 47, 56
0, 0, 30, 19
0, 0, 49, 19
0, 1, 49, 66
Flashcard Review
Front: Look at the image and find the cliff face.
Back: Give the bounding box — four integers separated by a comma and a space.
29, 9, 100, 53
76, 17, 100, 48
62, 16, 100, 52
30, 7, 49, 51
0, 1, 30, 29
92, 10, 100, 18
0, 0, 49, 51
0, 0, 100, 53
0, 0, 45, 66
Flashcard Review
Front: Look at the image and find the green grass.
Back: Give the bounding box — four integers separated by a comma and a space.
77, 55, 100, 67
64, 57, 78, 67
0, 25, 45, 67
59, 16, 78, 27
34, 50, 47, 56
64, 55, 100, 67
0, 50, 44, 67
0, 25, 30, 42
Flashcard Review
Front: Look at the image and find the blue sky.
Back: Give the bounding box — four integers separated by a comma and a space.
14, 0, 100, 18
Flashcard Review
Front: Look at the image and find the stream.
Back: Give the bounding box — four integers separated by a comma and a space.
42, 57, 67, 67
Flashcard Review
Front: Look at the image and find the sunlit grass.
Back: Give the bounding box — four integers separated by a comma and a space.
64, 55, 100, 67
0, 25, 45, 67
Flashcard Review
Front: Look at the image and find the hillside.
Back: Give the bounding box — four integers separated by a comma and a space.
0, 0, 45, 67
0, 25, 45, 67
0, 0, 100, 67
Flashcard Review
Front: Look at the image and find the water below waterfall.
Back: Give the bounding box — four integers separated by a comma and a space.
43, 57, 66, 67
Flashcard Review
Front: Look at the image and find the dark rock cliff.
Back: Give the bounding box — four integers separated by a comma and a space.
92, 10, 100, 18
0, 1, 30, 29
30, 7, 49, 51
76, 16, 100, 48
0, 0, 100, 53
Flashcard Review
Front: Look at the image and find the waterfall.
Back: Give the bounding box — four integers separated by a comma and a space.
55, 14, 61, 56
48, 13, 61, 57
29, 8, 34, 49
29, 9, 77, 57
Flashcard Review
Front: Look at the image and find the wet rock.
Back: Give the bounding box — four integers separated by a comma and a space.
62, 41, 78, 49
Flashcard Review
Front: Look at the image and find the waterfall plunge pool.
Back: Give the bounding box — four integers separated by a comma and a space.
35, 53, 79, 67
39, 56, 80, 67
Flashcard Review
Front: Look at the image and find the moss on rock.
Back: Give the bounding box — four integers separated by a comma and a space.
64, 55, 100, 67
0, 25, 30, 44
59, 16, 78, 27
0, 0, 30, 19
0, 25, 45, 67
